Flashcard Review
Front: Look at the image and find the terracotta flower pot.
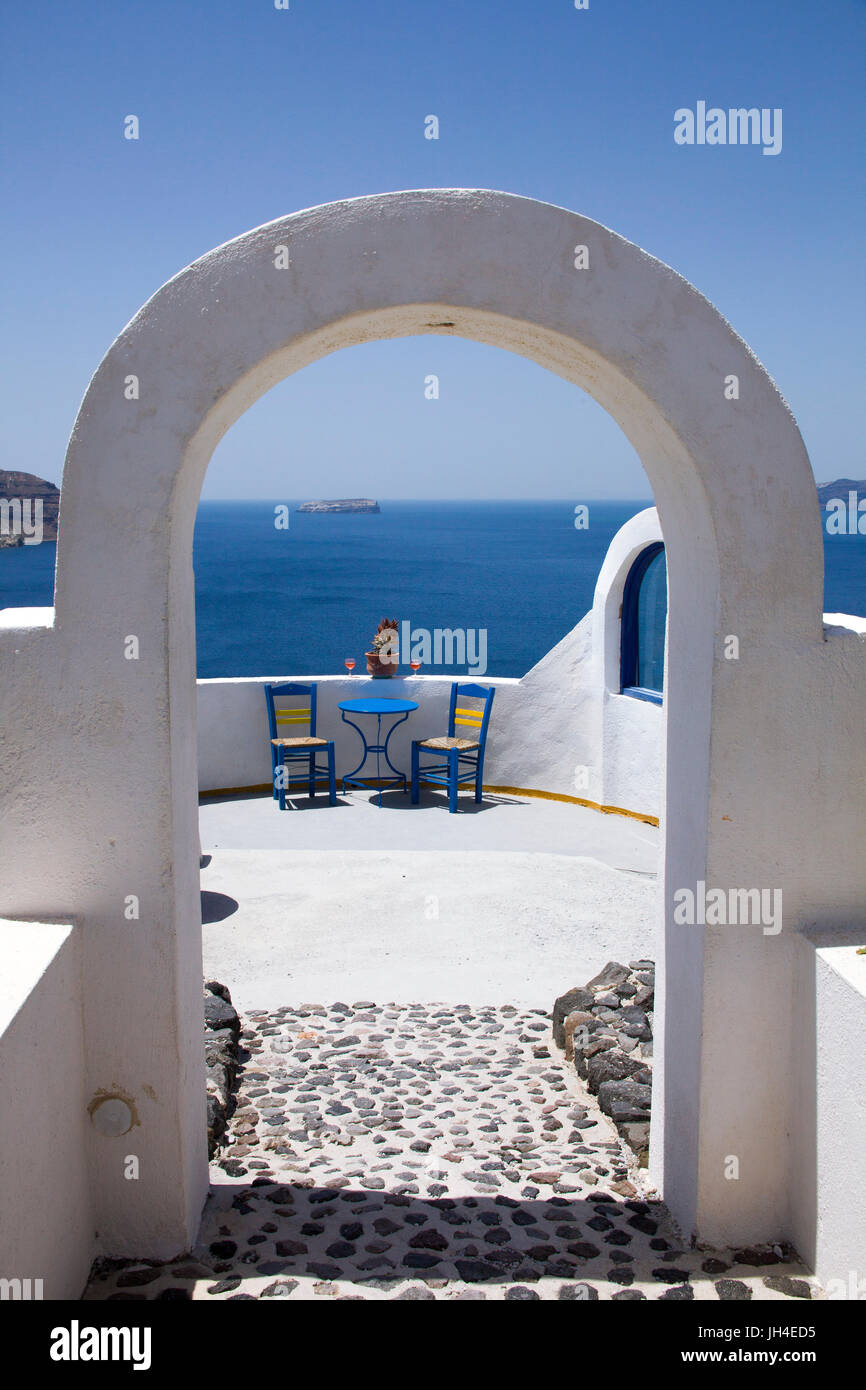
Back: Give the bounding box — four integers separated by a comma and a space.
366, 650, 397, 678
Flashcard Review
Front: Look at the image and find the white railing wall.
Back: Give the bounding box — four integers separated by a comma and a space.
196, 631, 664, 821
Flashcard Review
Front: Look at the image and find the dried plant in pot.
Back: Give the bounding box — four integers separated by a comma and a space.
366, 618, 399, 677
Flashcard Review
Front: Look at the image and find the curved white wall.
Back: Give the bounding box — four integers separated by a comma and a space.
597, 507, 665, 814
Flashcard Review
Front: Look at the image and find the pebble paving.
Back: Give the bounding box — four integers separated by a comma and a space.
85, 1003, 821, 1301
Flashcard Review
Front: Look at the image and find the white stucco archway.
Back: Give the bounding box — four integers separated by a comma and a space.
5, 189, 861, 1270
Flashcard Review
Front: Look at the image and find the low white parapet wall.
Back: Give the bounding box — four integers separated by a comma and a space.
198, 673, 517, 794
196, 660, 663, 824
792, 928, 866, 1291
0, 920, 93, 1300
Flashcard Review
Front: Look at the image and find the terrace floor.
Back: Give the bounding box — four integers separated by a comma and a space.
198, 787, 660, 1011
83, 790, 821, 1302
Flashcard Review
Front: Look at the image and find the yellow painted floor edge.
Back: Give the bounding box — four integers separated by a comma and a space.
199, 780, 659, 827
484, 786, 658, 826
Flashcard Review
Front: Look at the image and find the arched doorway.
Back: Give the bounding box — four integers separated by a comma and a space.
14, 190, 826, 1257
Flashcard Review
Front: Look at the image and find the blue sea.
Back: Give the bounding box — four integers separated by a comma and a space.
2, 499, 864, 678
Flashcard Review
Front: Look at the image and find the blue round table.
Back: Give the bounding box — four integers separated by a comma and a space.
338, 697, 419, 806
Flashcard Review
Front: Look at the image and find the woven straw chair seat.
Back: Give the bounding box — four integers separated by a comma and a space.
271, 735, 329, 747
419, 735, 479, 752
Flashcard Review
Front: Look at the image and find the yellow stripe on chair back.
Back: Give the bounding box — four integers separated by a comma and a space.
275, 706, 311, 726
454, 705, 484, 729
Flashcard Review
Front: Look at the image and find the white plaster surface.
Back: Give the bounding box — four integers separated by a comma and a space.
198, 675, 508, 798
0, 606, 53, 631
823, 613, 866, 636
199, 790, 659, 1011
201, 848, 658, 1013
199, 783, 659, 866
198, 663, 662, 821
791, 927, 866, 1289
0, 921, 93, 1300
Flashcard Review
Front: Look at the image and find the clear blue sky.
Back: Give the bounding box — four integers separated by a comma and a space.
1, 0, 863, 499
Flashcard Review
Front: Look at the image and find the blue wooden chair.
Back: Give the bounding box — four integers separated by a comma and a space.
410, 682, 495, 813
265, 681, 336, 808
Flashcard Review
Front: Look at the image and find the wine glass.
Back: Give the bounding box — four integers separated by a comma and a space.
409, 660, 422, 676
344, 658, 356, 676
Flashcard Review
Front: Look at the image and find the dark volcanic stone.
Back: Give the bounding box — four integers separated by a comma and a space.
585, 1049, 646, 1094
373, 1218, 402, 1236
261, 1279, 299, 1297
455, 1258, 498, 1282
597, 1078, 652, 1123
204, 993, 241, 1039
615, 1006, 652, 1041
715, 1279, 752, 1300
586, 1216, 613, 1232
264, 1187, 295, 1205
325, 1241, 355, 1259
552, 988, 594, 1047
734, 1247, 782, 1267
586, 961, 631, 991
208, 1240, 237, 1259
409, 1229, 449, 1251
558, 1283, 599, 1301
306, 1262, 343, 1280
604, 1230, 632, 1247
763, 1275, 812, 1300
116, 1268, 163, 1288
207, 1278, 241, 1295
484, 1228, 511, 1246
652, 1267, 691, 1283
526, 1245, 556, 1261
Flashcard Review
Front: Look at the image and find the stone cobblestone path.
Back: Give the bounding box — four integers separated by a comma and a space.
86, 1003, 821, 1301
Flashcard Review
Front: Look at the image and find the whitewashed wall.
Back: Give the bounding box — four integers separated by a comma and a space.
791, 927, 866, 1289
0, 921, 93, 1299
197, 662, 661, 813
200, 674, 467, 794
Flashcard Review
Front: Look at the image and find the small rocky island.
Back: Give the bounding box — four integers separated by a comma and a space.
0, 470, 60, 547
296, 498, 380, 514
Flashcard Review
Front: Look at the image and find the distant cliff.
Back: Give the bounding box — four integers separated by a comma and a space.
817, 478, 866, 505
0, 470, 59, 547
296, 498, 380, 514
